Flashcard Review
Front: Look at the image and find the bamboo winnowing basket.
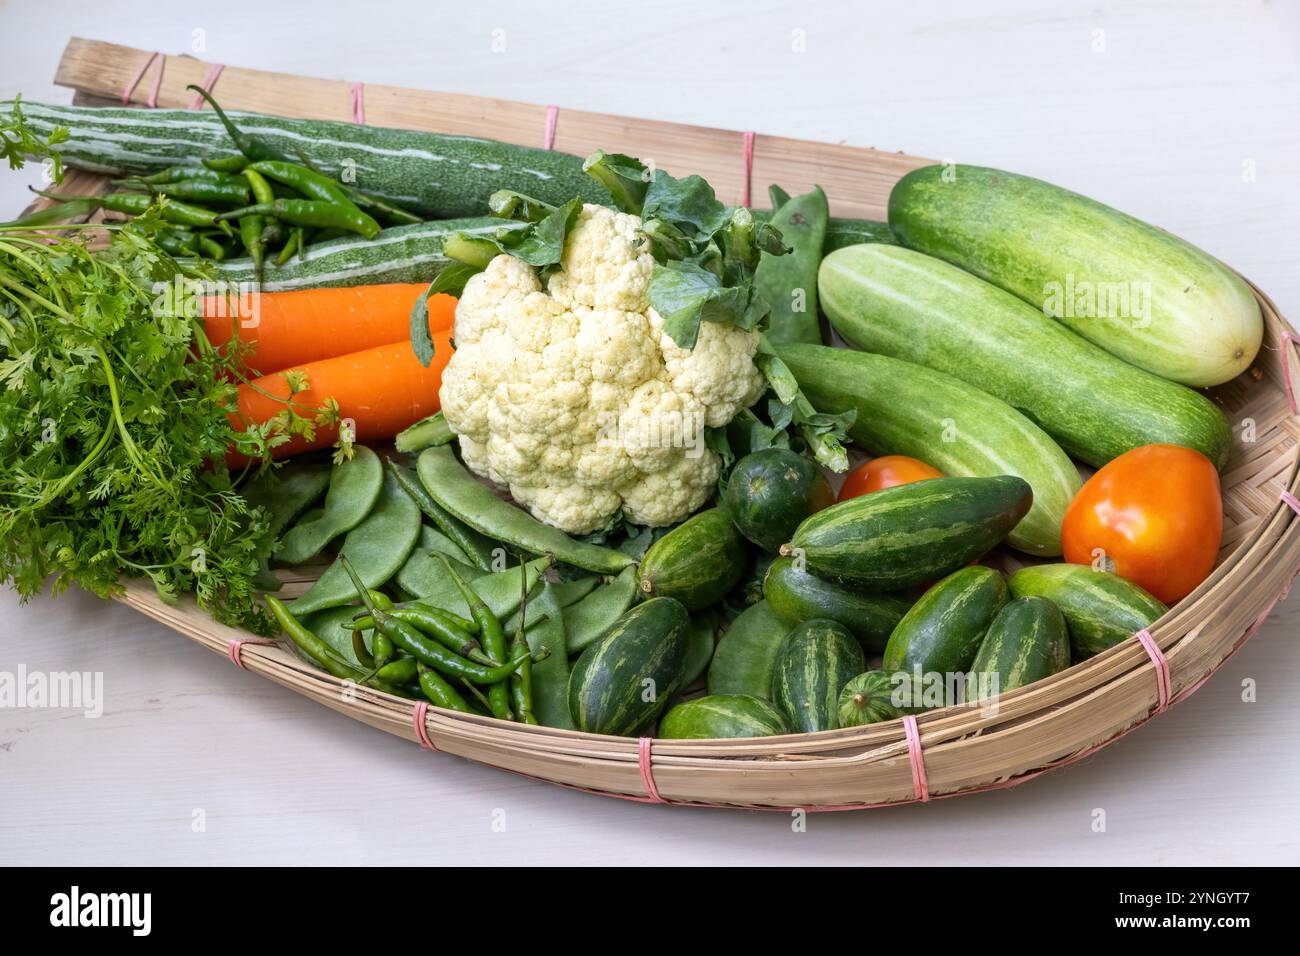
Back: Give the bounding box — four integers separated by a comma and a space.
25, 37, 1300, 809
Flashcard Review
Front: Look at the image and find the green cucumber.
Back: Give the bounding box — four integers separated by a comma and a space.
638, 507, 748, 610
763, 556, 911, 654
707, 600, 791, 699
722, 449, 834, 551
12, 100, 606, 219
818, 244, 1233, 470
787, 476, 1031, 591
969, 597, 1070, 696
837, 671, 905, 727
754, 186, 828, 345
777, 344, 1078, 556
568, 597, 691, 735
658, 694, 788, 739
1007, 563, 1167, 660
417, 446, 632, 574
772, 619, 865, 732
888, 164, 1262, 387
883, 566, 1008, 676
214, 218, 500, 291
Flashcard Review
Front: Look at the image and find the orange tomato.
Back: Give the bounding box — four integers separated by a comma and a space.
837, 455, 943, 501
1062, 444, 1222, 604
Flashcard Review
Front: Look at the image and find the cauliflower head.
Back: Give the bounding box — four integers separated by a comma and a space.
439, 203, 765, 534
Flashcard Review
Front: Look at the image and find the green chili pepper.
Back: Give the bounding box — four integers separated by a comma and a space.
276, 227, 302, 266
32, 188, 233, 234
340, 556, 538, 687
138, 165, 248, 186
154, 227, 201, 257
375, 657, 419, 685
416, 662, 474, 713
266, 596, 369, 683
509, 562, 538, 725
368, 590, 396, 668
188, 86, 288, 163
346, 188, 423, 226
203, 154, 251, 173
245, 160, 354, 205
346, 606, 490, 664
197, 235, 228, 260
237, 168, 276, 280
216, 198, 380, 239
437, 554, 512, 720
121, 177, 252, 206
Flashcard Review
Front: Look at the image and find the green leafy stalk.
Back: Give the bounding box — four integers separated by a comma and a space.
755, 335, 855, 473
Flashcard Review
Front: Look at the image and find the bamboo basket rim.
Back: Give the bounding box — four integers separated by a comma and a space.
22, 37, 1300, 811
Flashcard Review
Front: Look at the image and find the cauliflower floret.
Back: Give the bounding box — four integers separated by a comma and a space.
547, 205, 655, 312
618, 452, 721, 527
652, 309, 766, 427
438, 207, 767, 534
453, 254, 541, 345
511, 480, 623, 536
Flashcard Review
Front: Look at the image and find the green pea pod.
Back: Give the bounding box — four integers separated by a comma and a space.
387, 460, 496, 571
275, 447, 383, 564
562, 565, 639, 654
286, 467, 421, 616
754, 185, 829, 345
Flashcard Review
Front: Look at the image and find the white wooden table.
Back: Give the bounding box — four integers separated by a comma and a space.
2, 0, 1298, 866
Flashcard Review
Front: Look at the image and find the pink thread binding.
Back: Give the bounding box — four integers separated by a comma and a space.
741, 131, 755, 207
1281, 489, 1300, 516
542, 105, 559, 151
1281, 330, 1299, 415
187, 64, 225, 110
122, 51, 165, 108
901, 715, 929, 802
227, 638, 275, 671
1134, 628, 1171, 714
638, 737, 666, 803
351, 82, 367, 124
412, 701, 438, 751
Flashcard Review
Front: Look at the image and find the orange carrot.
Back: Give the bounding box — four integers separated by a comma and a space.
203, 284, 457, 376
229, 332, 454, 463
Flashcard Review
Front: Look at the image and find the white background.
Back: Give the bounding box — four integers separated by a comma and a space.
2, 0, 1298, 865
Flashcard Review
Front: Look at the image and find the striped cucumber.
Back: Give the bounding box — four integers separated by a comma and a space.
11, 100, 606, 219
658, 694, 788, 739
213, 218, 499, 291
969, 597, 1070, 696
722, 448, 835, 551
818, 244, 1233, 469
889, 164, 1262, 387
837, 671, 906, 727
787, 476, 1032, 591
772, 619, 865, 732
638, 507, 748, 610
567, 598, 690, 735
763, 556, 911, 653
1008, 563, 1167, 660
883, 566, 1008, 676
777, 344, 1078, 556
707, 600, 791, 699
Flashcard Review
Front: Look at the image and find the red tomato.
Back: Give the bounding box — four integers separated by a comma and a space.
1062, 444, 1222, 604
838, 455, 943, 501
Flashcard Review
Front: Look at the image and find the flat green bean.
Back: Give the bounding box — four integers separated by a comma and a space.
287, 468, 421, 615
562, 565, 639, 654
275, 446, 382, 565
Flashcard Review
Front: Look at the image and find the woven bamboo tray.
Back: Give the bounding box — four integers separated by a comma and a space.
28, 38, 1300, 810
